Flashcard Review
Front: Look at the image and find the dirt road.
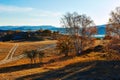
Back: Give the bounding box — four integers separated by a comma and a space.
0, 44, 19, 65
4, 44, 19, 60
0, 44, 56, 65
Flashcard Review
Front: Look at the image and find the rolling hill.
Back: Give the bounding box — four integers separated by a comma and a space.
0, 25, 106, 35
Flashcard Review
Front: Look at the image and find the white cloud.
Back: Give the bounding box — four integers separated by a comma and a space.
0, 5, 62, 17
0, 5, 62, 26
31, 12, 62, 17
29, 9, 62, 17
0, 5, 33, 12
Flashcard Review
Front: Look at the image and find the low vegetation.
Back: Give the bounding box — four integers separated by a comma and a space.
0, 29, 60, 42
23, 50, 45, 64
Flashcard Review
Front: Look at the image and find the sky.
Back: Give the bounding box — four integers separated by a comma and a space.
0, 0, 120, 27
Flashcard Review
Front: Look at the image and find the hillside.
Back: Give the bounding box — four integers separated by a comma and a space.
0, 51, 120, 80
0, 40, 120, 80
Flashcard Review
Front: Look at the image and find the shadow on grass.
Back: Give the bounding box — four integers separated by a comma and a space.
0, 45, 107, 74
0, 56, 73, 74
80, 45, 104, 56
16, 60, 120, 80
0, 63, 43, 73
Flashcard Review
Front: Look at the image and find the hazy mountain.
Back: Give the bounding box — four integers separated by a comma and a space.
0, 26, 57, 31
0, 25, 106, 35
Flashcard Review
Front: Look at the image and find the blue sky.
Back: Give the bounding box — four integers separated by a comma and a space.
0, 0, 120, 27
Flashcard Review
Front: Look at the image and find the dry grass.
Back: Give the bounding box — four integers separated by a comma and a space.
13, 40, 57, 56
0, 40, 57, 60
0, 40, 120, 80
0, 52, 107, 80
0, 42, 14, 60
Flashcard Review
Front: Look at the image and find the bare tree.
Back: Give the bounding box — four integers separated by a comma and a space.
37, 51, 45, 63
107, 7, 120, 39
105, 7, 120, 58
23, 50, 37, 64
61, 12, 97, 55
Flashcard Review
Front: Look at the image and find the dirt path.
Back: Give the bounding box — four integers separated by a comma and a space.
4, 44, 19, 60
0, 44, 56, 65
37, 44, 56, 51
0, 44, 19, 65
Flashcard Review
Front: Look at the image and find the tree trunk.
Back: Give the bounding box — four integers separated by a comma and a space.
64, 50, 68, 57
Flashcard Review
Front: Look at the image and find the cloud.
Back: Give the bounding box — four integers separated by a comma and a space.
31, 12, 61, 17
0, 5, 62, 26
0, 5, 33, 12
0, 5, 62, 17
29, 9, 62, 17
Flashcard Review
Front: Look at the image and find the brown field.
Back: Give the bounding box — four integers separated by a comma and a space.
0, 40, 120, 80
0, 42, 14, 60
13, 40, 57, 56
0, 40, 57, 60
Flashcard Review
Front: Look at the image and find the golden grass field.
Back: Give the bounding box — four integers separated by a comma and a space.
0, 40, 120, 80
0, 40, 57, 60
13, 40, 57, 56
0, 42, 14, 60
0, 52, 105, 79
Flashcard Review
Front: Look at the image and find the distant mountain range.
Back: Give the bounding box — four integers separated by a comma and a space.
0, 25, 106, 35
0, 25, 58, 31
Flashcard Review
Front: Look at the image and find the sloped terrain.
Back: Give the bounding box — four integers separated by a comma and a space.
0, 40, 120, 80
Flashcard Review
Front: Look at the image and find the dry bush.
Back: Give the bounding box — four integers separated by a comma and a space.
107, 39, 120, 53
103, 39, 120, 60
56, 35, 74, 57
